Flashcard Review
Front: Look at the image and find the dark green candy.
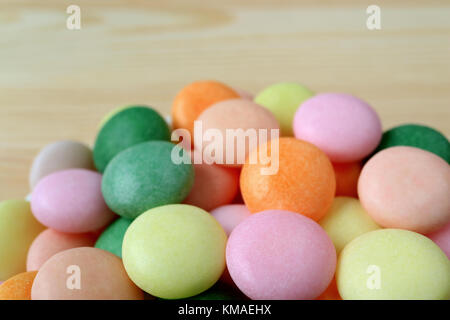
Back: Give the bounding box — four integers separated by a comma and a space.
95, 217, 132, 258
93, 106, 170, 172
374, 124, 450, 163
187, 283, 247, 300
102, 141, 194, 219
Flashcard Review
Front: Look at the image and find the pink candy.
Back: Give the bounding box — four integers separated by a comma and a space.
226, 210, 336, 300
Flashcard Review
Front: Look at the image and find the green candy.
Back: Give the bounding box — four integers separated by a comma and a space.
95, 217, 132, 258
374, 124, 450, 163
102, 141, 194, 219
93, 106, 170, 172
188, 283, 247, 300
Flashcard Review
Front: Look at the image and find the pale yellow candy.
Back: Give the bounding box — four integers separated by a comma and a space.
254, 82, 314, 136
0, 200, 45, 280
337, 229, 450, 300
319, 197, 380, 253
122, 204, 227, 299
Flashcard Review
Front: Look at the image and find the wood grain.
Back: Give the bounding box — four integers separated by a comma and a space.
0, 0, 449, 199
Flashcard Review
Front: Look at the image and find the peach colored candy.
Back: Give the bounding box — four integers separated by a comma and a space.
427, 222, 450, 259
358, 146, 450, 234
240, 137, 336, 221
31, 169, 115, 233
232, 87, 254, 100
211, 204, 251, 236
195, 98, 280, 167
333, 162, 362, 198
32, 247, 144, 300
183, 153, 240, 211
0, 271, 37, 300
172, 80, 240, 135
27, 229, 97, 271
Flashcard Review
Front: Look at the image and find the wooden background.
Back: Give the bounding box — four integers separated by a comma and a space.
0, 0, 449, 199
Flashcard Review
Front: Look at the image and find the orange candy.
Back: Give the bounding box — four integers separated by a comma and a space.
172, 80, 240, 135
317, 276, 341, 300
240, 137, 336, 221
332, 162, 362, 198
0, 271, 37, 300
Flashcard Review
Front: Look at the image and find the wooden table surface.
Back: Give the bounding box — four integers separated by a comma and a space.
0, 0, 449, 199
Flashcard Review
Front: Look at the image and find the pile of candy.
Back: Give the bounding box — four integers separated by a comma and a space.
0, 80, 449, 300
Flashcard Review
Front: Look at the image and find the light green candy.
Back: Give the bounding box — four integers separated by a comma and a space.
122, 204, 227, 299
0, 200, 45, 280
254, 82, 314, 136
337, 229, 450, 300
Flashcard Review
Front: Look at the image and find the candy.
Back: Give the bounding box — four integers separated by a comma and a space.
0, 271, 37, 300
427, 222, 450, 259
240, 137, 335, 221
27, 229, 96, 271
337, 229, 450, 300
332, 162, 362, 198
210, 204, 252, 236
183, 158, 240, 211
29, 140, 94, 190
0, 200, 45, 281
122, 204, 227, 299
232, 87, 253, 100
102, 141, 194, 219
93, 106, 170, 172
31, 247, 144, 300
188, 283, 247, 300
31, 169, 115, 233
172, 80, 239, 135
95, 217, 132, 258
293, 93, 382, 162
226, 210, 336, 300
254, 82, 314, 136
319, 197, 380, 253
358, 146, 450, 234
373, 124, 450, 163
317, 277, 341, 300
195, 99, 280, 167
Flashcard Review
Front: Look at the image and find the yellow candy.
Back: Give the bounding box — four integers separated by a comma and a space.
337, 229, 450, 300
0, 200, 45, 280
319, 197, 380, 253
254, 82, 314, 136
122, 204, 227, 299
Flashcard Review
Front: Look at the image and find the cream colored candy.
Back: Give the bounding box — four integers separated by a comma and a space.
29, 141, 94, 189
320, 197, 380, 253
0, 200, 45, 281
337, 229, 450, 300
31, 247, 143, 300
358, 146, 450, 234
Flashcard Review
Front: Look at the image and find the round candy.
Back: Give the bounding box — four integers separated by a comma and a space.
27, 229, 97, 271
122, 204, 227, 299
95, 217, 132, 258
211, 204, 252, 236
98, 105, 128, 128
332, 161, 362, 198
31, 169, 115, 233
337, 229, 450, 300
240, 137, 336, 221
172, 80, 239, 135
317, 277, 341, 300
93, 106, 170, 172
0, 271, 37, 300
227, 210, 336, 300
319, 197, 380, 253
254, 82, 314, 136
427, 222, 450, 259
358, 146, 450, 233
183, 158, 240, 211
195, 98, 280, 167
374, 124, 450, 163
31, 247, 143, 300
293, 93, 382, 162
102, 141, 194, 219
0, 200, 45, 281
29, 140, 94, 190
188, 283, 246, 300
